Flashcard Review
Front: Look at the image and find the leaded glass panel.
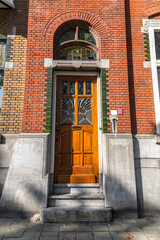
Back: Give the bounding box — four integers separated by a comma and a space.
62, 82, 68, 95
86, 82, 92, 95
78, 82, 83, 95
57, 46, 96, 61
58, 29, 75, 45
155, 31, 160, 60
69, 82, 75, 95
78, 98, 92, 125
61, 98, 75, 125
0, 41, 6, 68
79, 28, 96, 45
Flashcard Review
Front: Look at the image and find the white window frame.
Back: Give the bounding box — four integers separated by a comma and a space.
0, 35, 6, 69
143, 20, 160, 134
0, 34, 7, 110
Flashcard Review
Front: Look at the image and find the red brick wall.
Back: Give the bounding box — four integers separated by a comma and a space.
128, 0, 160, 134
22, 0, 132, 133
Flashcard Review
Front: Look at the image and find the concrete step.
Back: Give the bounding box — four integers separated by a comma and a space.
48, 193, 105, 207
41, 206, 112, 222
52, 183, 100, 194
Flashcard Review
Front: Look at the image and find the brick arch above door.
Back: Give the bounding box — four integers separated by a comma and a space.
43, 11, 111, 58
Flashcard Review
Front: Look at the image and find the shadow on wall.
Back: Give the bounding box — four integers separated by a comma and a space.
133, 137, 145, 218
0, 182, 48, 218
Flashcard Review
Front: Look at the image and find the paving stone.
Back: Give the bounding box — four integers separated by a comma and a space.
4, 221, 27, 238
128, 231, 148, 240
21, 231, 41, 240
148, 238, 160, 240
40, 237, 57, 240
60, 223, 92, 232
142, 227, 160, 237
0, 218, 13, 232
122, 219, 141, 232
109, 231, 127, 240
58, 232, 75, 240
25, 222, 43, 232
59, 223, 79, 232
108, 223, 125, 231
41, 231, 58, 237
3, 238, 22, 240
43, 223, 59, 232
75, 223, 92, 232
76, 232, 94, 240
92, 223, 109, 232
93, 231, 112, 240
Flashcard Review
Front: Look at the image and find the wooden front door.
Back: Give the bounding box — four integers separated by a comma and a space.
54, 75, 99, 183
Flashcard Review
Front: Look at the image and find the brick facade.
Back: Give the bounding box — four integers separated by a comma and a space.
0, 0, 29, 133
0, 0, 160, 134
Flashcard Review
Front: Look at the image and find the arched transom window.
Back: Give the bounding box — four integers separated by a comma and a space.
54, 21, 99, 61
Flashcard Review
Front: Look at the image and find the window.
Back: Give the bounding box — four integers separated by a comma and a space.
0, 34, 6, 110
147, 21, 160, 133
54, 21, 99, 61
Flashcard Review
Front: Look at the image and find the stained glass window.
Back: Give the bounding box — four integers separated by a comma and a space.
79, 28, 96, 45
69, 82, 75, 95
78, 98, 92, 125
62, 82, 68, 95
57, 46, 96, 61
86, 82, 92, 95
58, 29, 75, 45
61, 98, 75, 125
78, 82, 83, 94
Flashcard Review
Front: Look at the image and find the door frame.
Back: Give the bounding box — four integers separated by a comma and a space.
49, 71, 103, 188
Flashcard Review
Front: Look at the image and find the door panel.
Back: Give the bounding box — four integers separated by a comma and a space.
54, 75, 99, 183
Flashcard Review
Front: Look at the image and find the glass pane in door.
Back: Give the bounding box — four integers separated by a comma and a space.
78, 98, 92, 125
61, 98, 75, 124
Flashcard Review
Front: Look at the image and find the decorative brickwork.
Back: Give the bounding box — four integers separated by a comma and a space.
43, 67, 53, 133
144, 33, 150, 62
0, 36, 27, 133
101, 69, 110, 133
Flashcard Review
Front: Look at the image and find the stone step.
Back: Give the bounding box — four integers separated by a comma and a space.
41, 206, 112, 222
48, 193, 105, 207
52, 183, 100, 194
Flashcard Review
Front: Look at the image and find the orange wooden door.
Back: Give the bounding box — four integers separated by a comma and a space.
54, 75, 99, 183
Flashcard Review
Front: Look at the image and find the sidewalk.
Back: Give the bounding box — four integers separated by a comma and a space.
0, 217, 160, 240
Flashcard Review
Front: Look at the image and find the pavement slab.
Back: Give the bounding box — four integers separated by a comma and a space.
41, 231, 58, 237
21, 231, 41, 240
93, 231, 112, 240
76, 232, 94, 240
43, 223, 59, 232
40, 237, 57, 240
92, 223, 109, 232
0, 217, 160, 240
58, 232, 75, 240
25, 222, 43, 232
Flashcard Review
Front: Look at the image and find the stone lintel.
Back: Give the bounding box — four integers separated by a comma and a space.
44, 59, 110, 70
